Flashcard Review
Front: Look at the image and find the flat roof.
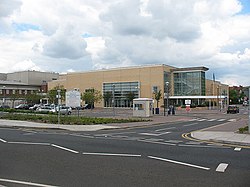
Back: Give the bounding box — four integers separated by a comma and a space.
68, 64, 177, 74
169, 95, 226, 99
171, 67, 209, 72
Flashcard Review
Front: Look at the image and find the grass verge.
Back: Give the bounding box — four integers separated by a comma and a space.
238, 126, 249, 134
0, 113, 149, 125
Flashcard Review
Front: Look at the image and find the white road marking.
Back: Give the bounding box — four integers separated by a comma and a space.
69, 134, 95, 139
144, 138, 164, 142
7, 142, 50, 146
207, 119, 216, 121
217, 119, 226, 121
23, 132, 37, 136
183, 123, 198, 127
185, 141, 202, 145
111, 135, 129, 138
51, 144, 79, 154
0, 138, 7, 143
165, 140, 183, 143
228, 119, 236, 122
197, 119, 206, 121
138, 139, 176, 146
155, 127, 176, 132
0, 178, 58, 187
234, 147, 242, 151
178, 144, 228, 149
82, 152, 141, 157
139, 132, 171, 136
123, 137, 141, 141
216, 163, 228, 172
148, 156, 210, 171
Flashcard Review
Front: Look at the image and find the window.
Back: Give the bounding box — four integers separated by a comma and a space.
103, 82, 140, 108
173, 71, 205, 96
152, 86, 158, 93
134, 104, 144, 110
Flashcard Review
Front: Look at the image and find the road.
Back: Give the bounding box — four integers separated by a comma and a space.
0, 113, 249, 186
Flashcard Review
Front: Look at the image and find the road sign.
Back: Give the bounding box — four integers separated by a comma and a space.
66, 90, 81, 108
185, 100, 191, 105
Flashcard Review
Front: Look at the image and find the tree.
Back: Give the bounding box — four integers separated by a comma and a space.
126, 92, 136, 108
154, 90, 162, 108
103, 91, 112, 107
24, 91, 43, 105
81, 89, 102, 109
8, 90, 22, 108
48, 85, 66, 104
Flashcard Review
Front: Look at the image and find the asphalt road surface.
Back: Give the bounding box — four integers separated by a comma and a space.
0, 116, 249, 187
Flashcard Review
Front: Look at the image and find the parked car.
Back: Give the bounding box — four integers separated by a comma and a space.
227, 105, 239, 114
0, 105, 10, 109
243, 101, 249, 106
50, 105, 72, 115
29, 104, 41, 110
15, 104, 30, 110
83, 104, 93, 109
36, 106, 52, 113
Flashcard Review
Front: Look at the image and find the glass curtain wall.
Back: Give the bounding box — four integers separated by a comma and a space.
174, 71, 205, 96
103, 82, 139, 108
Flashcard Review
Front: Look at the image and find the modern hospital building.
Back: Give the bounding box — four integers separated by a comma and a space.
48, 64, 229, 109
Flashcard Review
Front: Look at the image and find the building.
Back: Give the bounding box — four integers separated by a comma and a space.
0, 70, 59, 107
48, 64, 229, 109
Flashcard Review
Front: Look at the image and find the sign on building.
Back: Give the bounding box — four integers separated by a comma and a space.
185, 100, 191, 105
66, 90, 81, 108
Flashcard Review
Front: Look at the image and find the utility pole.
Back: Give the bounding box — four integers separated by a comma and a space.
164, 82, 169, 116
112, 84, 115, 116
248, 87, 250, 133
57, 90, 61, 125
3, 86, 6, 106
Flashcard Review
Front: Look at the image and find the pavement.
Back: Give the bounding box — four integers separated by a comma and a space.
0, 108, 249, 146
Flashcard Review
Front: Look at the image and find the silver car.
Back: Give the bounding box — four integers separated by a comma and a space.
50, 106, 72, 115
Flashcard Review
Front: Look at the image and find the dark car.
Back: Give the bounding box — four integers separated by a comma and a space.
227, 105, 239, 114
83, 104, 94, 109
0, 105, 10, 109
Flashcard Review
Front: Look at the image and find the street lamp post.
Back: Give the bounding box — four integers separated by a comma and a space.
248, 87, 250, 133
164, 82, 169, 116
217, 86, 220, 111
57, 90, 61, 125
3, 86, 6, 106
112, 84, 115, 116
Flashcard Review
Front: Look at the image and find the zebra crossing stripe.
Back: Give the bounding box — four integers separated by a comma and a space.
207, 119, 216, 121
197, 119, 206, 121
217, 119, 226, 121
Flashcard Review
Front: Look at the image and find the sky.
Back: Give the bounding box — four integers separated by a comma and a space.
0, 0, 250, 86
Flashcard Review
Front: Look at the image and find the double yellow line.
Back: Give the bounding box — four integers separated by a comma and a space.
182, 132, 250, 149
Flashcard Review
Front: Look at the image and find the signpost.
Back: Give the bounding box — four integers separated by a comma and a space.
66, 90, 81, 117
185, 100, 191, 113
66, 90, 81, 108
249, 88, 250, 133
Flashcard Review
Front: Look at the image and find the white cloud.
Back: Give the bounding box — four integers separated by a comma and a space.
43, 24, 89, 59
0, 0, 250, 86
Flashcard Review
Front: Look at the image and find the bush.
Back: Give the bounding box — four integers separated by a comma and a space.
0, 113, 148, 125
238, 126, 248, 134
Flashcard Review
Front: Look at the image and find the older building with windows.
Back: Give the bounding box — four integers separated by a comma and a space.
0, 70, 59, 107
48, 64, 229, 109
